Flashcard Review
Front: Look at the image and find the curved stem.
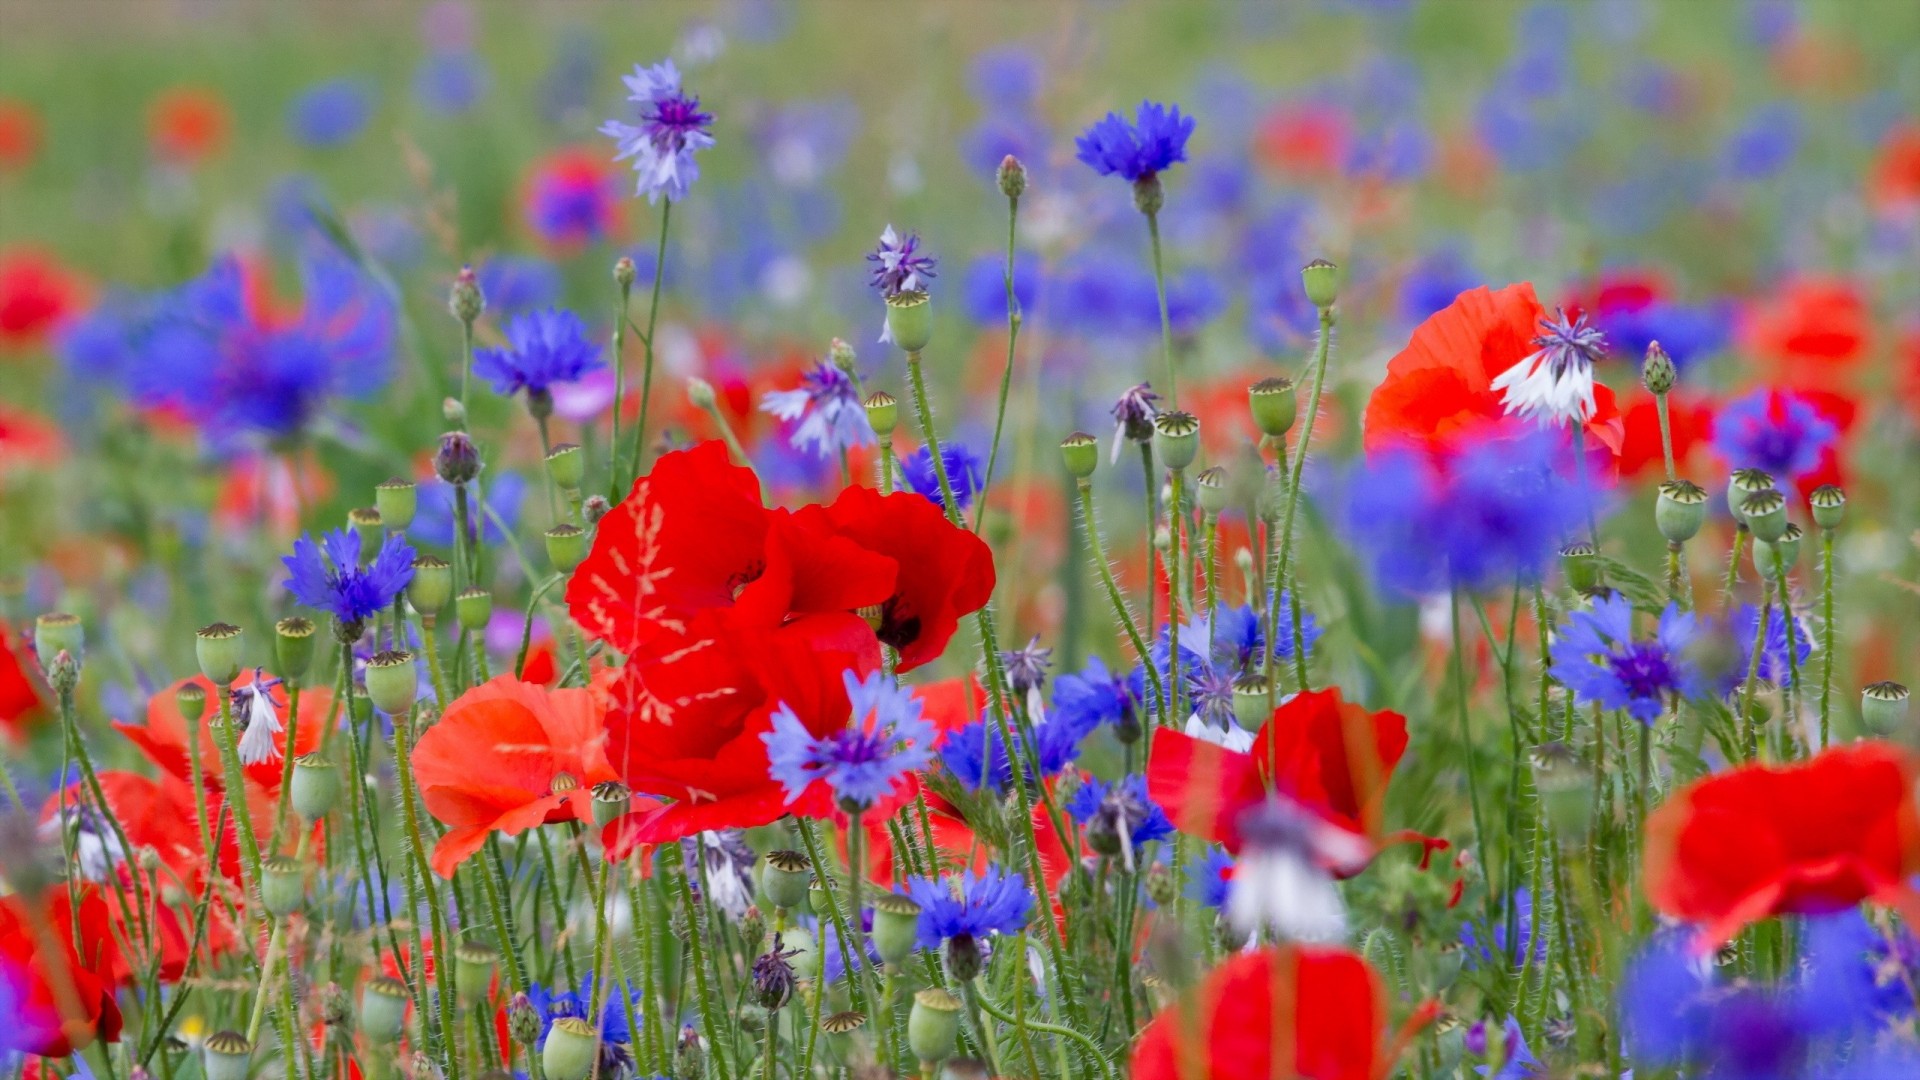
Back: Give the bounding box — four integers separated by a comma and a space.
1076, 480, 1166, 730
975, 986, 1116, 1080
629, 199, 674, 486
975, 190, 1022, 536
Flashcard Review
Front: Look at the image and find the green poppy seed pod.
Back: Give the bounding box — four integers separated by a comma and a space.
864, 391, 899, 437
780, 925, 818, 980
1752, 522, 1803, 570
1153, 411, 1201, 473
1530, 741, 1592, 841
1559, 542, 1600, 595
290, 752, 339, 821
543, 1017, 598, 1080
175, 682, 208, 726
807, 878, 831, 920
455, 588, 493, 633
455, 942, 499, 1007
1195, 466, 1230, 516
885, 290, 933, 353
1727, 468, 1775, 518
761, 849, 812, 912
364, 650, 418, 715
871, 890, 922, 969
33, 612, 83, 671
822, 1010, 866, 1057
195, 623, 244, 685
546, 443, 585, 492
1655, 479, 1710, 543
260, 854, 305, 918
202, 1031, 254, 1080
1248, 376, 1297, 438
1740, 489, 1788, 543
347, 506, 383, 533
1061, 432, 1099, 479
275, 616, 317, 684
449, 265, 485, 325
614, 256, 637, 289
1300, 258, 1340, 309
1231, 672, 1271, 732
410, 556, 453, 615
591, 780, 631, 829
1131, 173, 1164, 216
545, 525, 588, 575
1863, 682, 1910, 735
435, 431, 481, 486
360, 975, 410, 1043
909, 988, 963, 1063
1810, 484, 1847, 531
1641, 341, 1676, 395
997, 154, 1027, 199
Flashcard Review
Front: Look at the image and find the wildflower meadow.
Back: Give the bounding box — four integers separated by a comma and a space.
8, 1, 1920, 1078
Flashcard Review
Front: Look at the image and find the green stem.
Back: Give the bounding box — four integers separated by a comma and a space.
975, 189, 1022, 536
1144, 209, 1176, 406
213, 685, 267, 929
1274, 309, 1335, 692
1449, 589, 1489, 918
1654, 391, 1676, 480
975, 987, 1115, 1080
677, 856, 733, 1080
609, 276, 634, 497
1820, 528, 1837, 749
1168, 466, 1186, 726
1738, 581, 1774, 761
1074, 480, 1168, 730
629, 199, 673, 487
269, 683, 303, 851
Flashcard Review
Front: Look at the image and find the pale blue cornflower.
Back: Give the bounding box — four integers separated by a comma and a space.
764, 669, 935, 810
600, 59, 715, 203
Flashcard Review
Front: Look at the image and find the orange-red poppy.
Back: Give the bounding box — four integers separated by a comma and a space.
147, 86, 230, 165
1617, 388, 1716, 481
0, 247, 83, 353
0, 884, 125, 1057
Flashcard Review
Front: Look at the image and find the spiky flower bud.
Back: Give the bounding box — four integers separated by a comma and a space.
507, 991, 542, 1048
195, 623, 244, 685
1152, 411, 1200, 472
1144, 861, 1177, 906
1810, 484, 1847, 531
584, 495, 611, 524
1655, 479, 1709, 543
1248, 376, 1297, 438
1300, 258, 1339, 309
1131, 174, 1164, 216
435, 431, 480, 486
443, 396, 467, 426
614, 256, 637, 289
829, 337, 858, 374
943, 932, 985, 982
997, 154, 1027, 199
1061, 432, 1098, 480
449, 266, 485, 325
752, 935, 801, 1010
33, 612, 83, 672
1642, 341, 1676, 395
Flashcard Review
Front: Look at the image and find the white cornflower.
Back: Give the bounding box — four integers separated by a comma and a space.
1488, 309, 1608, 427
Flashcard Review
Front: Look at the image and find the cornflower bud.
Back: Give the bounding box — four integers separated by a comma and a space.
583, 495, 612, 524
507, 992, 542, 1048
1642, 341, 1676, 394
997, 154, 1027, 199
829, 337, 858, 374
751, 935, 801, 1010
449, 265, 485, 325
614, 256, 637, 289
1131, 174, 1164, 216
435, 431, 480, 486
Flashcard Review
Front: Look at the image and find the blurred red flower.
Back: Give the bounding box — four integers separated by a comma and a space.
0, 626, 44, 738
522, 146, 624, 250
0, 885, 125, 1057
1255, 106, 1349, 179
0, 98, 40, 172
1871, 122, 1920, 214
1643, 741, 1920, 951
1617, 389, 1716, 481
0, 247, 83, 352
147, 86, 230, 165
1741, 277, 1873, 376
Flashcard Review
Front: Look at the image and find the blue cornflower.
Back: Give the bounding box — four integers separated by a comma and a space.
288, 79, 374, 148
761, 358, 872, 460
1064, 773, 1174, 861
1593, 299, 1730, 370
1194, 599, 1320, 671
1185, 847, 1233, 909
816, 909, 881, 986
1712, 387, 1838, 483
1467, 1015, 1540, 1080
1400, 249, 1479, 326
414, 52, 488, 116
1458, 888, 1549, 971
867, 225, 937, 298
968, 45, 1041, 109
1490, 308, 1608, 427
904, 867, 1033, 951
764, 669, 935, 810
1719, 602, 1814, 694
283, 528, 416, 631
901, 442, 983, 512
1075, 101, 1196, 183
600, 59, 715, 204
1550, 595, 1703, 723
961, 252, 1041, 326
528, 976, 643, 1074
1723, 102, 1801, 180
1050, 656, 1148, 739
939, 710, 1091, 795
471, 308, 604, 399
477, 256, 563, 315
412, 474, 526, 549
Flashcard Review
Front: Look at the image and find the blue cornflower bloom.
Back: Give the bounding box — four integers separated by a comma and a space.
413, 474, 526, 549
600, 59, 715, 203
283, 528, 416, 631
288, 79, 374, 148
761, 358, 873, 459
969, 45, 1041, 109
867, 225, 937, 298
904, 867, 1033, 951
1075, 101, 1195, 183
765, 669, 935, 810
1400, 249, 1478, 326
528, 976, 643, 1074
1719, 603, 1814, 695
1593, 300, 1730, 370
1050, 656, 1148, 739
1185, 847, 1233, 909
414, 52, 488, 115
471, 308, 604, 399
1467, 1015, 1540, 1080
1712, 387, 1839, 483
1336, 432, 1593, 596
815, 909, 881, 986
1458, 888, 1549, 971
1723, 102, 1801, 180
901, 442, 983, 512
477, 256, 564, 315
1193, 599, 1320, 672
939, 709, 1092, 796
1550, 595, 1703, 723
1065, 773, 1174, 860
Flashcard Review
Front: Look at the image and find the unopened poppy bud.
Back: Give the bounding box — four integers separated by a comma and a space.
675, 1025, 706, 1080
275, 617, 317, 683
34, 612, 83, 672
507, 991, 542, 1048
886, 291, 933, 353
909, 987, 963, 1063
871, 890, 921, 968
365, 650, 417, 715
1559, 542, 1600, 594
1195, 466, 1229, 516
1530, 741, 1591, 840
449, 265, 485, 325
614, 256, 637, 289
997, 154, 1027, 199
1300, 258, 1339, 309
761, 849, 812, 912
455, 941, 499, 1007
1863, 682, 1910, 734
1231, 672, 1270, 731
1739, 489, 1788, 542
544, 525, 587, 574
409, 556, 452, 615
1753, 522, 1803, 569
443, 396, 467, 426
260, 854, 305, 918
1248, 376, 1296, 438
583, 495, 611, 524
864, 391, 898, 436
1655, 479, 1709, 543
175, 682, 208, 725
1727, 468, 1775, 519
1642, 341, 1676, 395
455, 588, 493, 632
291, 752, 339, 821
1153, 411, 1200, 472
203, 1032, 253, 1080
1810, 484, 1847, 531
543, 1017, 598, 1080
1061, 432, 1098, 479
1131, 173, 1164, 216
360, 975, 410, 1043
591, 780, 630, 828
435, 431, 480, 486
686, 376, 717, 409
195, 623, 245, 685
347, 506, 382, 533
546, 443, 585, 491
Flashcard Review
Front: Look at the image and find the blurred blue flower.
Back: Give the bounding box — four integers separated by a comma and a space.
1050, 656, 1148, 738
476, 256, 563, 315
1076, 101, 1195, 183
1185, 847, 1233, 908
1595, 300, 1730, 369
472, 308, 604, 399
961, 251, 1041, 326
760, 359, 872, 460
969, 45, 1041, 109
1711, 387, 1837, 482
764, 669, 935, 810
904, 867, 1032, 950
1551, 595, 1704, 723
413, 473, 526, 549
414, 51, 488, 115
1400, 249, 1478, 326
1458, 888, 1548, 971
288, 79, 374, 148
1724, 102, 1801, 180
901, 442, 983, 512
601, 59, 715, 203
939, 707, 1091, 795
962, 114, 1050, 182
757, 99, 857, 188
1064, 773, 1175, 856
1719, 602, 1814, 695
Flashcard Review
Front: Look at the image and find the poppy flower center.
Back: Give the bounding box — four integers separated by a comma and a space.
874, 596, 921, 651
1606, 642, 1676, 701
728, 559, 766, 600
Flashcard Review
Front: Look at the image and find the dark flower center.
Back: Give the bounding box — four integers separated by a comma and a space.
876, 596, 921, 650
1606, 642, 1676, 700
647, 94, 713, 149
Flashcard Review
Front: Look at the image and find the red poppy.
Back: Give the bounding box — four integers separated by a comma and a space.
1147, 688, 1408, 857
0, 98, 39, 172
413, 676, 628, 877
0, 626, 43, 738
1741, 277, 1873, 375
1255, 106, 1349, 179
1871, 122, 1920, 214
0, 403, 62, 480
1362, 283, 1623, 460
1132, 945, 1433, 1080
147, 87, 230, 165
214, 450, 336, 538
1617, 389, 1716, 481
816, 484, 996, 672
567, 441, 896, 657
0, 247, 83, 352
115, 672, 328, 795
0, 885, 125, 1057
1643, 741, 1920, 951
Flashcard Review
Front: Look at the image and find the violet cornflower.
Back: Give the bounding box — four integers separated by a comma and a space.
867, 225, 937, 298
760, 358, 873, 459
600, 59, 715, 203
283, 528, 416, 634
1550, 594, 1703, 723
903, 866, 1033, 952
1711, 386, 1839, 484
900, 442, 983, 512
471, 308, 604, 401
764, 669, 935, 810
